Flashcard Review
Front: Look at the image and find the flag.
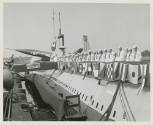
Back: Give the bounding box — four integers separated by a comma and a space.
79, 63, 83, 73
98, 62, 106, 79
137, 64, 148, 94
126, 64, 141, 84
120, 63, 128, 81
106, 63, 114, 80
51, 41, 56, 51
92, 62, 100, 77
113, 62, 120, 79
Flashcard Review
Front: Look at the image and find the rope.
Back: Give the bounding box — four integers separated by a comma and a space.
99, 81, 121, 121
119, 89, 130, 121
121, 83, 136, 121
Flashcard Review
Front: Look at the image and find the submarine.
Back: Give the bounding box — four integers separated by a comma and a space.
3, 11, 150, 121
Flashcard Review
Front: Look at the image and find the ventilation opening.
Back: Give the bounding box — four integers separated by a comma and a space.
132, 72, 135, 77
92, 100, 94, 105
101, 105, 104, 111
96, 102, 99, 108
113, 110, 116, 117
85, 96, 88, 101
90, 96, 93, 100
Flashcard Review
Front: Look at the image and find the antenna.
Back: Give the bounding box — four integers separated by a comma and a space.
52, 9, 56, 39
58, 11, 66, 56
59, 12, 62, 35
83, 35, 90, 52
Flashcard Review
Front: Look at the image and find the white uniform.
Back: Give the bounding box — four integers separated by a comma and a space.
109, 51, 116, 62
119, 48, 128, 61
135, 49, 142, 61
115, 48, 122, 61
129, 49, 136, 61
91, 51, 94, 61
101, 51, 106, 62
105, 51, 110, 62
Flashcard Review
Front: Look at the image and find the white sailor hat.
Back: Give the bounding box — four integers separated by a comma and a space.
118, 46, 122, 50
133, 45, 138, 49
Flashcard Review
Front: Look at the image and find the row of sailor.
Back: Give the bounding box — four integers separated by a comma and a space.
56, 46, 142, 62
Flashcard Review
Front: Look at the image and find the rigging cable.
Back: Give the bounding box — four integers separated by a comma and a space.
119, 89, 130, 121
121, 83, 136, 121
99, 80, 121, 121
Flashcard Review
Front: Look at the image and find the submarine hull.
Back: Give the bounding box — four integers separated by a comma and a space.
24, 69, 150, 121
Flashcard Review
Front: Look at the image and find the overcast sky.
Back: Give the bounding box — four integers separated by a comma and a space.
4, 3, 150, 56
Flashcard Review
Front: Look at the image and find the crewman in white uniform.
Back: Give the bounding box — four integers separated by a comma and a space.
99, 50, 103, 62
115, 47, 122, 61
126, 48, 132, 61
109, 51, 116, 62
90, 50, 94, 62
105, 48, 112, 62
119, 47, 128, 61
129, 46, 136, 61
129, 46, 142, 62
134, 46, 142, 61
54, 54, 58, 62
102, 49, 107, 62
97, 50, 101, 62
95, 50, 100, 61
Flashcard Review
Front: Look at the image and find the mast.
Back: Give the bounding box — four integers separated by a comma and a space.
59, 12, 62, 35
58, 12, 66, 55
51, 9, 56, 53
53, 9, 56, 40
83, 35, 90, 52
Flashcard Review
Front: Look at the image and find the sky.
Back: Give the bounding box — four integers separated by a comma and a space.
4, 3, 150, 57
